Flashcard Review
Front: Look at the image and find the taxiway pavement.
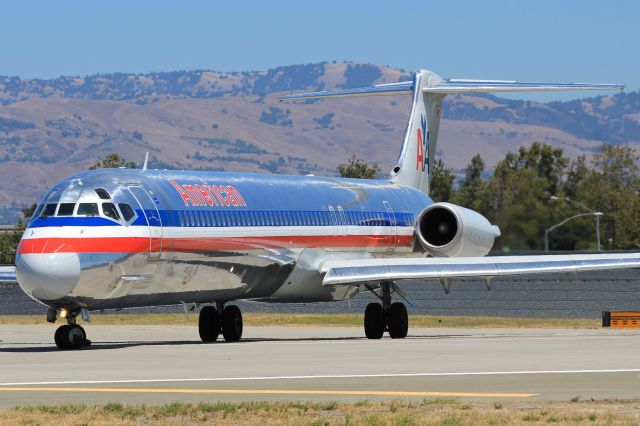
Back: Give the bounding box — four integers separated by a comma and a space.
0, 325, 638, 407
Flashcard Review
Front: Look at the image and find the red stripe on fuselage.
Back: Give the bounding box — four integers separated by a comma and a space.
17, 235, 414, 254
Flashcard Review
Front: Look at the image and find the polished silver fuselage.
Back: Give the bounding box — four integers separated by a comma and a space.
16, 169, 430, 312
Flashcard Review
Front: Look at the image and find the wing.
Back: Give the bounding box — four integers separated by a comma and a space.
0, 266, 16, 283
320, 253, 640, 287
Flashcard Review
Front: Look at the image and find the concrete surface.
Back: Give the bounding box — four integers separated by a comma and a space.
0, 325, 638, 407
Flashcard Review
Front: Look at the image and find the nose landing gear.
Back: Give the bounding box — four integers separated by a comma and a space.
52, 310, 92, 350
199, 303, 243, 343
363, 282, 409, 339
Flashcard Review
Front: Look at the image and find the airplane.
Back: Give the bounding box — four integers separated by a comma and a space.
13, 69, 640, 350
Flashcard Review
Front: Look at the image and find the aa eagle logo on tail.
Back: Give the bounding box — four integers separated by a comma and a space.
415, 114, 428, 173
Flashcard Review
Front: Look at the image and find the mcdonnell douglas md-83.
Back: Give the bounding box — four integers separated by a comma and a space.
13, 70, 640, 349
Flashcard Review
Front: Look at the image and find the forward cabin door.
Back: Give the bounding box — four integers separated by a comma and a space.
128, 186, 163, 258
383, 201, 397, 254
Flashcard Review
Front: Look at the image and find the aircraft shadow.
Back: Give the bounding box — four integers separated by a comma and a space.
0, 334, 475, 352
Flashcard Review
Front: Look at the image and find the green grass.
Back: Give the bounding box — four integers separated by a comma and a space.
0, 312, 600, 328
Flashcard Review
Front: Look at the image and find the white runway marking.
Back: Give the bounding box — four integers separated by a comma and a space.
0, 368, 639, 387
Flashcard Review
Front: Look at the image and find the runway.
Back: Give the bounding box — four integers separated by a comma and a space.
0, 325, 638, 408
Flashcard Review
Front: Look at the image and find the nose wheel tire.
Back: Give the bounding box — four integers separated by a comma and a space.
198, 305, 220, 342
364, 303, 385, 339
221, 305, 243, 342
54, 324, 91, 350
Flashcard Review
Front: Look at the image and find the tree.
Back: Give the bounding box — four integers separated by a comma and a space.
574, 145, 640, 249
89, 153, 137, 170
429, 158, 455, 202
485, 144, 572, 251
337, 155, 381, 179
452, 154, 488, 214
516, 142, 567, 194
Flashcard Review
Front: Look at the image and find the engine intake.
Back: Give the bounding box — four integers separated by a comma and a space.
416, 202, 500, 257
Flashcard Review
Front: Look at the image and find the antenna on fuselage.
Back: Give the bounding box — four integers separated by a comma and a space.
142, 152, 149, 171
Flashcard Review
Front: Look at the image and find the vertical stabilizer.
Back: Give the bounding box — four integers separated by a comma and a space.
389, 70, 445, 195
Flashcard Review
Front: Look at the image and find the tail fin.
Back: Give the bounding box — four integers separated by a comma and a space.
281, 71, 623, 195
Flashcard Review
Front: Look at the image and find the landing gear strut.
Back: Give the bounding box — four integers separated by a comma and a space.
199, 303, 243, 343
364, 282, 408, 339
53, 313, 92, 350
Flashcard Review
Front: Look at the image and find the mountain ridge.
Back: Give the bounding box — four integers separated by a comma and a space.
0, 62, 638, 223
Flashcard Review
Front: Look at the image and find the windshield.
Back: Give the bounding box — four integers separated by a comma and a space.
77, 203, 99, 216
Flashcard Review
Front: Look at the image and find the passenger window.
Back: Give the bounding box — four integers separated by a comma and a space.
41, 203, 57, 217
95, 188, 111, 199
57, 203, 75, 216
102, 203, 120, 221
77, 203, 99, 216
119, 203, 135, 222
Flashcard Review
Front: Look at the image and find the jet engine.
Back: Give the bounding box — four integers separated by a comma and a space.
416, 202, 501, 257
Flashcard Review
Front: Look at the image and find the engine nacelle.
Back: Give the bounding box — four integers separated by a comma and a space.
416, 202, 501, 257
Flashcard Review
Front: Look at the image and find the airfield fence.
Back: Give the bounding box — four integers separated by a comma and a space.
2, 269, 638, 319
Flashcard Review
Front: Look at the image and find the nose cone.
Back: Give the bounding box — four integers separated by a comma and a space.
16, 252, 80, 301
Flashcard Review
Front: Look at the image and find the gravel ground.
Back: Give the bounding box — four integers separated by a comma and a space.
2, 269, 639, 319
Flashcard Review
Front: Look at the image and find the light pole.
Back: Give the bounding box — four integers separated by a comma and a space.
547, 196, 604, 252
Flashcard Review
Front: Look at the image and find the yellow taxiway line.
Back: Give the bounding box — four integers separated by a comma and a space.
0, 387, 537, 398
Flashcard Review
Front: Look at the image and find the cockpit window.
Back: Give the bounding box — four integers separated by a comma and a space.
40, 204, 57, 218
57, 203, 75, 216
30, 204, 44, 223
102, 203, 120, 221
95, 188, 111, 199
77, 203, 99, 216
119, 203, 135, 222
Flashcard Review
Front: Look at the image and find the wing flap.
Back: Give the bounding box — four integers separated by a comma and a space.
321, 253, 640, 286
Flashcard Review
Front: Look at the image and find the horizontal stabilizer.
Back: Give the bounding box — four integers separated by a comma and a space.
280, 77, 623, 100
425, 79, 624, 94
320, 253, 640, 286
279, 81, 412, 100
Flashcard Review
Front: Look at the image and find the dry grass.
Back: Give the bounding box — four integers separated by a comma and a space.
0, 399, 638, 425
0, 312, 599, 329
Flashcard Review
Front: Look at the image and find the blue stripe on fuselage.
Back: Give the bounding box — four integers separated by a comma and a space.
29, 216, 121, 228
29, 209, 414, 229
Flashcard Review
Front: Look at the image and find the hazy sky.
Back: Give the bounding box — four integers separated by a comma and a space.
1, 0, 637, 100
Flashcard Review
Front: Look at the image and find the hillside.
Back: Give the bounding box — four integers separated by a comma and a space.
0, 62, 638, 223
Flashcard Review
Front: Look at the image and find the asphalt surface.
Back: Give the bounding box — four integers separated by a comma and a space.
0, 325, 638, 407
5, 268, 640, 318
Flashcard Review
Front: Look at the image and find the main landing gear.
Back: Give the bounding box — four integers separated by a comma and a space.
50, 309, 92, 350
364, 282, 408, 339
199, 303, 243, 343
